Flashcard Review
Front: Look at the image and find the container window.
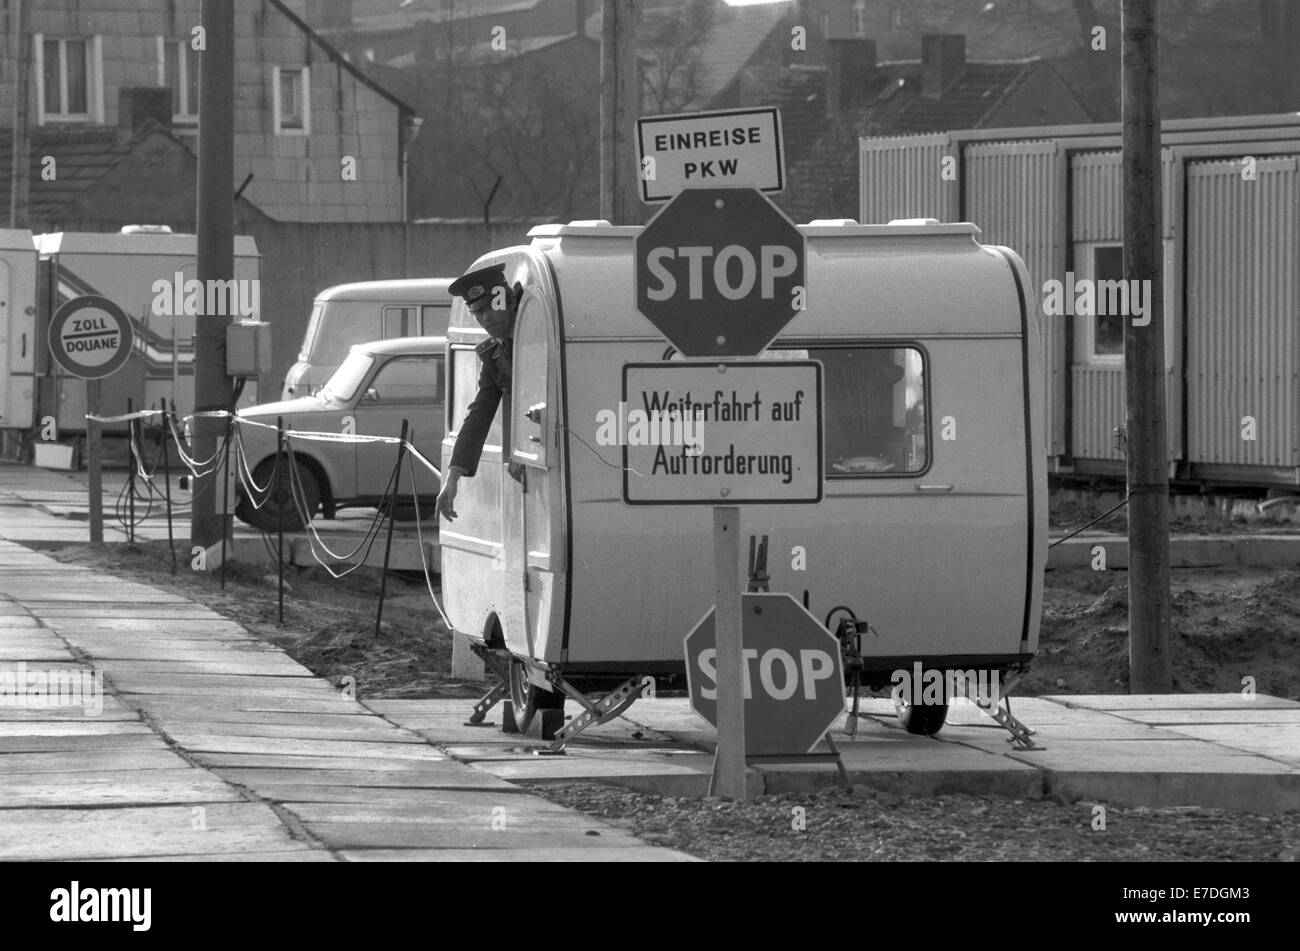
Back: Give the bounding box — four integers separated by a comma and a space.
449, 346, 502, 445
1091, 245, 1125, 358
765, 345, 928, 476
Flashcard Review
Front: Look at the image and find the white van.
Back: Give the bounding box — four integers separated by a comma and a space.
441, 219, 1047, 736
282, 278, 453, 399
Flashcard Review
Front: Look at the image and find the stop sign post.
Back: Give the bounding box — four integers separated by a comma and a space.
685, 593, 845, 756
631, 183, 817, 799
634, 187, 805, 357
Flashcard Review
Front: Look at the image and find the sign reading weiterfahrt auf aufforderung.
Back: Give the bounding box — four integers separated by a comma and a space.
621, 361, 823, 504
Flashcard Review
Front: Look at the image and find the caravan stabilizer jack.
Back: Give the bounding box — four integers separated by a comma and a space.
973, 675, 1044, 751
545, 674, 650, 753
465, 644, 512, 726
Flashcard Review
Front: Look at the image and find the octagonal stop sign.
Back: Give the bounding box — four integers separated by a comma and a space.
684, 592, 845, 756
635, 187, 805, 357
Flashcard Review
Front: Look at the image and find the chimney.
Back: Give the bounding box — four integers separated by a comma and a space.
826, 38, 877, 117
117, 87, 172, 143
920, 33, 965, 98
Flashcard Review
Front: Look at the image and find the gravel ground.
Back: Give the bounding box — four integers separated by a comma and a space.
527, 782, 1300, 862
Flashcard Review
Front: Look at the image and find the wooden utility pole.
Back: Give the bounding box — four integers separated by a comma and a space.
600, 0, 639, 224
8, 0, 30, 229
1121, 0, 1172, 693
191, 0, 236, 552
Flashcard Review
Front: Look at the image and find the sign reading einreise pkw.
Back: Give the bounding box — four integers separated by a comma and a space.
637, 107, 785, 202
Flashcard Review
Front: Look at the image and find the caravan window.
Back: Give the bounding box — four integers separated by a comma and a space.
510, 297, 548, 467
764, 345, 929, 477
449, 346, 502, 446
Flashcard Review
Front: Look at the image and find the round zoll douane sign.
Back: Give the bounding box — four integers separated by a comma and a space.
47, 295, 134, 379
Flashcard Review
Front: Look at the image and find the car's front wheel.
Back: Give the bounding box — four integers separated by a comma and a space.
237, 456, 321, 532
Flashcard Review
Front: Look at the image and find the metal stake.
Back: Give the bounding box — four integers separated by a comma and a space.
220, 413, 232, 590
277, 415, 285, 626
160, 399, 176, 574
375, 419, 410, 640
126, 397, 136, 544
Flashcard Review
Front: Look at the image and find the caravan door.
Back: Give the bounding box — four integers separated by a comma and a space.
506, 291, 561, 663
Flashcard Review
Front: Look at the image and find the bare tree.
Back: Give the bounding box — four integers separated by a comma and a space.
462, 53, 600, 218
640, 0, 717, 113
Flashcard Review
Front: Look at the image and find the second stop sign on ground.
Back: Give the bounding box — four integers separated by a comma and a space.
635, 187, 805, 357
684, 592, 845, 756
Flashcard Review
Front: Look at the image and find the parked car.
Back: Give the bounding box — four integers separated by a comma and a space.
235, 337, 445, 531
281, 279, 452, 399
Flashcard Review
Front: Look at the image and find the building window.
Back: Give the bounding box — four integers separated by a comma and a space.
852, 1, 869, 37
35, 35, 103, 123
273, 66, 311, 135
1090, 245, 1126, 359
159, 39, 200, 122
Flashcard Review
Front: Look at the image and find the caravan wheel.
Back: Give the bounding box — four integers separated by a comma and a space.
893, 694, 949, 736
507, 658, 565, 734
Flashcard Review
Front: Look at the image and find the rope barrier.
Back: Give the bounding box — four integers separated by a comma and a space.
85, 409, 164, 423
79, 404, 456, 623
406, 451, 454, 630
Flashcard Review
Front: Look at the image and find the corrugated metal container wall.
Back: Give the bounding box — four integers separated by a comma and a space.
1186, 156, 1300, 469
963, 141, 1066, 458
857, 133, 960, 223
1071, 150, 1179, 242
1068, 150, 1182, 463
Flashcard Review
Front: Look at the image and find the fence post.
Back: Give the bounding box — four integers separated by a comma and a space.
160, 399, 175, 575
277, 416, 285, 627
126, 398, 136, 544
220, 412, 233, 590
374, 419, 410, 640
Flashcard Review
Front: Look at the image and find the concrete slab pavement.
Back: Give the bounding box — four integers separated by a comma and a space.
369, 695, 1300, 814
0, 539, 693, 861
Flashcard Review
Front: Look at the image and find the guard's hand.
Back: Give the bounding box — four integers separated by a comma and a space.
435, 479, 459, 521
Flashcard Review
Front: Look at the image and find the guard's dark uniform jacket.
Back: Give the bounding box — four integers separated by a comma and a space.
449, 336, 513, 476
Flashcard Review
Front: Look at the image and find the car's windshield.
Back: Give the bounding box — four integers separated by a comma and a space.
319, 350, 375, 403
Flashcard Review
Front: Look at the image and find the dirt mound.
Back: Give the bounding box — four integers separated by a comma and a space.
1028, 568, 1300, 699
